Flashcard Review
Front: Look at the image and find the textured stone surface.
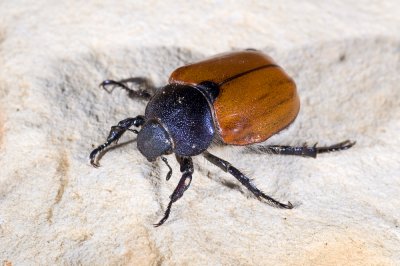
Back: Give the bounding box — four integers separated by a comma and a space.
0, 1, 399, 265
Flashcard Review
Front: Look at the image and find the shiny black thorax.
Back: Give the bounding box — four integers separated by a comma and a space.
143, 84, 216, 157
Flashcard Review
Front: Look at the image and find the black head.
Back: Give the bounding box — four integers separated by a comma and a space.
137, 119, 173, 161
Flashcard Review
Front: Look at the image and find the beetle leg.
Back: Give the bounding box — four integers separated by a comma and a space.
154, 156, 193, 227
89, 116, 145, 167
258, 140, 356, 158
203, 151, 293, 209
100, 77, 155, 100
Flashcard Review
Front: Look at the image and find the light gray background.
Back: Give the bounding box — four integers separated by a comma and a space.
0, 1, 399, 265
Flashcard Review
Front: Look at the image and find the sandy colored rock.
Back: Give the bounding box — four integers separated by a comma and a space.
0, 1, 399, 265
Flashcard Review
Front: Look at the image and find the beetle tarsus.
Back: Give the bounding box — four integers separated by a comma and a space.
100, 77, 155, 100
154, 156, 193, 227
315, 140, 356, 154
255, 140, 356, 158
89, 116, 145, 167
203, 151, 293, 209
90, 145, 107, 167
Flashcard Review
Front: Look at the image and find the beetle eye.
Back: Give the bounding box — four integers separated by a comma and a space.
137, 120, 172, 161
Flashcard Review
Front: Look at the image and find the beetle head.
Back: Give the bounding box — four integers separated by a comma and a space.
137, 119, 173, 162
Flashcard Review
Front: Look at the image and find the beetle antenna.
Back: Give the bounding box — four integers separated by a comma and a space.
161, 156, 173, 181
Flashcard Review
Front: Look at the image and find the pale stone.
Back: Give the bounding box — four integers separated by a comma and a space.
0, 1, 399, 265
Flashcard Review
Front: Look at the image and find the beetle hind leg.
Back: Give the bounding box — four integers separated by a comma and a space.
203, 151, 293, 209
100, 77, 155, 100
89, 116, 145, 167
256, 140, 356, 158
154, 156, 194, 227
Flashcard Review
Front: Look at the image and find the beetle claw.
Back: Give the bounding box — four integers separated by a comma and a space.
99, 80, 116, 93
90, 158, 100, 168
286, 201, 294, 209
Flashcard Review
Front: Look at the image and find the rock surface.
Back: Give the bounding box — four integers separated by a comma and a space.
0, 1, 399, 265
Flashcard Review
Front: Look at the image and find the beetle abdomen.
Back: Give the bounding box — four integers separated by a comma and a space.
169, 50, 300, 145
145, 84, 215, 156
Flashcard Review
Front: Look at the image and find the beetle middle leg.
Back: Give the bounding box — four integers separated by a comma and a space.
257, 140, 356, 158
203, 151, 293, 209
89, 116, 145, 167
154, 156, 193, 227
100, 77, 155, 100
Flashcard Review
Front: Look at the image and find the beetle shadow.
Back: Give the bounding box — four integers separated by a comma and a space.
206, 171, 243, 192
219, 179, 243, 191
203, 166, 254, 198
91, 139, 137, 166
205, 169, 302, 208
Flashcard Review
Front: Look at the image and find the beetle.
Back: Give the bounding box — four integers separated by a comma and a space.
89, 50, 355, 226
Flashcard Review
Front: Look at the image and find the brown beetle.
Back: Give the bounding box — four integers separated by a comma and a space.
90, 50, 355, 226
170, 50, 300, 145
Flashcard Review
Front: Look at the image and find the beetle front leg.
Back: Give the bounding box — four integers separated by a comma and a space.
89, 116, 145, 167
203, 151, 293, 209
100, 77, 155, 100
154, 156, 193, 227
257, 140, 356, 158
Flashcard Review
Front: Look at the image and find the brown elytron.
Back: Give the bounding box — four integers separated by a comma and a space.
169, 50, 300, 145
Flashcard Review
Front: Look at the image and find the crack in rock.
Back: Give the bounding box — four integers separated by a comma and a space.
47, 151, 70, 224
